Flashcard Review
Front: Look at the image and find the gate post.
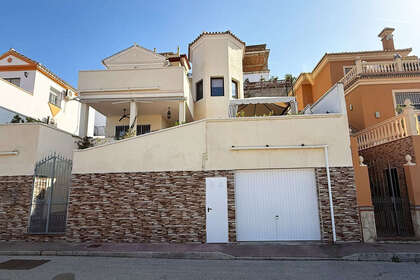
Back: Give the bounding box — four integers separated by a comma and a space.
403, 154, 420, 238
351, 136, 377, 242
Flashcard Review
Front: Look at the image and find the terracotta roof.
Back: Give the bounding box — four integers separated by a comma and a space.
188, 31, 245, 60
324, 48, 411, 57
308, 48, 412, 79
0, 48, 77, 91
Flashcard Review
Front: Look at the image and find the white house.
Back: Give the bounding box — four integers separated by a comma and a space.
0, 49, 95, 136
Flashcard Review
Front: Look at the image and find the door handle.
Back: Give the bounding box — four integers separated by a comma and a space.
207, 207, 213, 213
274, 215, 279, 219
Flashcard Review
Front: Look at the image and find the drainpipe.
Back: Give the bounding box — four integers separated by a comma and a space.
323, 145, 337, 243
231, 144, 337, 243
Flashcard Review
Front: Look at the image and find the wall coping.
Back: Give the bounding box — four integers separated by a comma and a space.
75, 113, 344, 152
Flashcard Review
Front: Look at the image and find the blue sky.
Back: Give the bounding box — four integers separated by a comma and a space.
1, 0, 419, 87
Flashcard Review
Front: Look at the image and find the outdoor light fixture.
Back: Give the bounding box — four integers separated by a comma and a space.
24, 72, 28, 78
167, 106, 171, 120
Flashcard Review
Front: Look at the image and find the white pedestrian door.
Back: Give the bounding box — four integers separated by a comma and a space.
235, 169, 321, 241
206, 177, 228, 243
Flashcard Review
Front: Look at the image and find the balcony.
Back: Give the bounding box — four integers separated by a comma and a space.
341, 58, 420, 89
355, 104, 420, 150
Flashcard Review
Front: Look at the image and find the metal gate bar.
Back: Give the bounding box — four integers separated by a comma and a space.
28, 153, 72, 234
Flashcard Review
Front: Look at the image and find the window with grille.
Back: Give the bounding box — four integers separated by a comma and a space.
49, 87, 63, 108
394, 92, 420, 110
115, 124, 151, 139
4, 77, 20, 87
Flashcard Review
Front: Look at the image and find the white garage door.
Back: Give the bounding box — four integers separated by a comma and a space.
235, 169, 321, 241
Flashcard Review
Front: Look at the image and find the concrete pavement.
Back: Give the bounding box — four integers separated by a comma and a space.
1, 241, 420, 262
0, 255, 420, 280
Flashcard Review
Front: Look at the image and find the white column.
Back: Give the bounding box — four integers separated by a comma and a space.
129, 101, 137, 135
403, 99, 419, 136
355, 57, 363, 74
78, 103, 89, 137
178, 101, 186, 124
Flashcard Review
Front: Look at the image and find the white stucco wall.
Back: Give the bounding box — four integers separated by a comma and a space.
72, 113, 353, 174
0, 123, 77, 176
78, 67, 185, 94
0, 74, 94, 136
0, 70, 36, 93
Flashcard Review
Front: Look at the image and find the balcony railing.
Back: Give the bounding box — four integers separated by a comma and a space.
355, 107, 420, 151
341, 58, 420, 89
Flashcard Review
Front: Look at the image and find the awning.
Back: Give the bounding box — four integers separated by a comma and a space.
228, 97, 297, 117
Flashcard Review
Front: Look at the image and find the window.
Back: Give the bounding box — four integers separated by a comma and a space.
4, 77, 20, 87
211, 77, 224, 96
196, 80, 203, 101
343, 66, 354, 75
49, 87, 62, 108
137, 124, 151, 135
395, 92, 420, 110
115, 124, 151, 139
231, 80, 238, 98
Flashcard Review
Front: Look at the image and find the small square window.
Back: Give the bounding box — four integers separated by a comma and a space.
211, 78, 224, 96
196, 80, 203, 101
343, 66, 354, 75
232, 80, 238, 99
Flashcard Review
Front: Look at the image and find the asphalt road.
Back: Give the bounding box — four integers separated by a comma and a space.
0, 256, 420, 280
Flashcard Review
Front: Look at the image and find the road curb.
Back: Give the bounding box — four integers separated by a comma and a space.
343, 252, 420, 262
1, 250, 419, 262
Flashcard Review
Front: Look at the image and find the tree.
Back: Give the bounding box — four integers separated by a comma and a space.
10, 114, 24, 123
76, 136, 94, 149
284, 74, 297, 96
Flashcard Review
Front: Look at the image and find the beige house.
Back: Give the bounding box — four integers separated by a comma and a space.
1, 31, 364, 244
78, 31, 296, 138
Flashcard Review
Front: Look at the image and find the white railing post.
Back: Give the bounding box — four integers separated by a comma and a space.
395, 55, 403, 71
355, 58, 363, 74
403, 99, 419, 136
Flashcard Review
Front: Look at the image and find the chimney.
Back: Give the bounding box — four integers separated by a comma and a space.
378, 27, 395, 51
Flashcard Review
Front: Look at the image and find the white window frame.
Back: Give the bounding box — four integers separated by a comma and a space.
392, 89, 420, 116
343, 66, 354, 76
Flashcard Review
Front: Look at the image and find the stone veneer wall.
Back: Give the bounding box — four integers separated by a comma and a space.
359, 136, 415, 167
0, 175, 66, 242
315, 167, 362, 242
1, 168, 361, 243
66, 171, 236, 243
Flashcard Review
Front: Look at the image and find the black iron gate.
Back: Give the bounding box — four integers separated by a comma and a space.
28, 154, 72, 234
367, 159, 414, 238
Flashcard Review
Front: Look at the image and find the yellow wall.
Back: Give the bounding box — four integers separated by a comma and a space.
73, 114, 353, 174
311, 62, 333, 103
106, 114, 169, 137
345, 81, 420, 130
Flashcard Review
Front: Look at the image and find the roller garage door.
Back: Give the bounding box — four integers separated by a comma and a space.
235, 169, 321, 241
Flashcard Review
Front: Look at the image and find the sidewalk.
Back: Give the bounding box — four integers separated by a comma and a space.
1, 241, 420, 262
